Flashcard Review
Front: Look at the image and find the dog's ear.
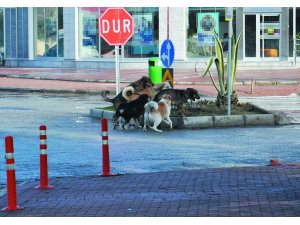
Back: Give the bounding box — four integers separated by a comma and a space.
164, 94, 171, 101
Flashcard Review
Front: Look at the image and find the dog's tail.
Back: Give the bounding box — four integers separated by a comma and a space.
102, 90, 114, 103
144, 101, 158, 113
122, 86, 135, 101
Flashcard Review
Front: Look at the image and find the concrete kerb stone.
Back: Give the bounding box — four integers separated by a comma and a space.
213, 115, 245, 127
276, 80, 300, 85
90, 109, 280, 129
273, 113, 291, 125
182, 116, 213, 129
244, 114, 275, 126
90, 108, 114, 120
0, 87, 103, 95
1, 73, 299, 86
255, 80, 277, 85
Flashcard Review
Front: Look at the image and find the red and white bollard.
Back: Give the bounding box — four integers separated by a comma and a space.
2, 136, 23, 211
35, 125, 53, 190
100, 118, 113, 176
269, 159, 281, 166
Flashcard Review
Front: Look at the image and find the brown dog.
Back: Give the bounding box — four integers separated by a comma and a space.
122, 80, 172, 102
153, 88, 201, 116
102, 76, 153, 109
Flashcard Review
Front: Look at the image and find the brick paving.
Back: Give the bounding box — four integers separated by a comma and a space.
0, 165, 300, 216
0, 67, 300, 97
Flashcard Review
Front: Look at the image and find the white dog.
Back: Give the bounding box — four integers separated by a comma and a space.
143, 94, 172, 132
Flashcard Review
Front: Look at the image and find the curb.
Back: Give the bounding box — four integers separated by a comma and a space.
0, 87, 103, 95
1, 74, 299, 86
89, 108, 288, 129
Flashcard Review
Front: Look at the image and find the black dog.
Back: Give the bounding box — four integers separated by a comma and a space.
102, 76, 153, 109
113, 94, 150, 129
153, 88, 201, 116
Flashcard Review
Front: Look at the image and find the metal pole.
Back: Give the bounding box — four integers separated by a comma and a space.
293, 7, 296, 66
227, 11, 233, 116
167, 7, 169, 39
115, 45, 120, 95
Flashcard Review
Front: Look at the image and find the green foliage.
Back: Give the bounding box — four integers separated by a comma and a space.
198, 30, 242, 97
296, 32, 300, 53
96, 105, 115, 111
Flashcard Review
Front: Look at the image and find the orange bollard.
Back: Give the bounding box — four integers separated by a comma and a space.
100, 118, 113, 176
35, 125, 53, 190
268, 159, 281, 166
2, 136, 23, 211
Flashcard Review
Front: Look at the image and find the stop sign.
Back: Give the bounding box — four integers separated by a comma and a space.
98, 8, 134, 46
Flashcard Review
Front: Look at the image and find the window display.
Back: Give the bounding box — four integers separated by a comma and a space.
36, 7, 63, 57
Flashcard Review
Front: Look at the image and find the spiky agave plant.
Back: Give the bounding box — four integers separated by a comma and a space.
196, 30, 242, 106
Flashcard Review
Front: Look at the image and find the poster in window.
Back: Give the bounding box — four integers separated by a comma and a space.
133, 14, 153, 44
197, 12, 219, 46
82, 17, 97, 46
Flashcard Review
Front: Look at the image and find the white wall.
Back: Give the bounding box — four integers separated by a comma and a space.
63, 7, 78, 60
159, 7, 187, 61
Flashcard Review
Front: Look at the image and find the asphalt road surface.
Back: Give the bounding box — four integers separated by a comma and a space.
0, 92, 300, 186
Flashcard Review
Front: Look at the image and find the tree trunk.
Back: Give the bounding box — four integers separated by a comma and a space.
216, 91, 239, 107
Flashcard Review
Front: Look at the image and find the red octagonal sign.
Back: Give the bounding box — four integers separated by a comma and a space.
98, 8, 134, 46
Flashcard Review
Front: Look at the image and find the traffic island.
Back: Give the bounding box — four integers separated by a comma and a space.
90, 103, 290, 129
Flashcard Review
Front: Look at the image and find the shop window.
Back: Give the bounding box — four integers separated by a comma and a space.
5, 8, 17, 58
79, 8, 100, 58
187, 7, 236, 58
124, 7, 159, 58
297, 7, 300, 57
79, 7, 158, 59
79, 7, 116, 58
0, 8, 4, 64
36, 7, 63, 57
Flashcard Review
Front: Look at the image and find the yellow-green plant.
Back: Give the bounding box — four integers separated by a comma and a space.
197, 30, 242, 104
296, 32, 300, 54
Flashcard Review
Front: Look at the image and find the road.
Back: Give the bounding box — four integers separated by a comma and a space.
240, 94, 300, 124
0, 91, 300, 187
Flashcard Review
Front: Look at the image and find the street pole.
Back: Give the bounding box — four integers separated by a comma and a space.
227, 8, 233, 116
115, 45, 120, 95
293, 7, 296, 66
167, 7, 169, 39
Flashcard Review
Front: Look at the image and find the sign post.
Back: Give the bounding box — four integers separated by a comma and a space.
115, 45, 120, 94
160, 39, 175, 87
226, 7, 233, 116
98, 8, 134, 95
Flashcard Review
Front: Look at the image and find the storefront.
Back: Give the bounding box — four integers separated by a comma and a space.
0, 8, 4, 65
78, 7, 159, 59
35, 7, 64, 57
0, 7, 299, 68
187, 7, 237, 58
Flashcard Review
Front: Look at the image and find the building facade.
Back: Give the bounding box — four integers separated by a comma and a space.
0, 7, 299, 69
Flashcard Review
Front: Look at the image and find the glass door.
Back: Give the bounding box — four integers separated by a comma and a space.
244, 13, 281, 60
260, 13, 280, 60
244, 14, 258, 59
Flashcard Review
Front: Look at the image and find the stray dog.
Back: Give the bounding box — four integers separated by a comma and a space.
143, 94, 172, 132
122, 80, 172, 102
102, 76, 153, 109
153, 88, 200, 116
113, 94, 150, 129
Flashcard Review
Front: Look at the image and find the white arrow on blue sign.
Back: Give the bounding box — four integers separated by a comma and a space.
160, 39, 175, 68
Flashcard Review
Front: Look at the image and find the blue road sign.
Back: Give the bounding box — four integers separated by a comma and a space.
160, 39, 175, 68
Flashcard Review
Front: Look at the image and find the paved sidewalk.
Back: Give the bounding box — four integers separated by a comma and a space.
0, 67, 300, 83
0, 164, 300, 217
0, 67, 300, 97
